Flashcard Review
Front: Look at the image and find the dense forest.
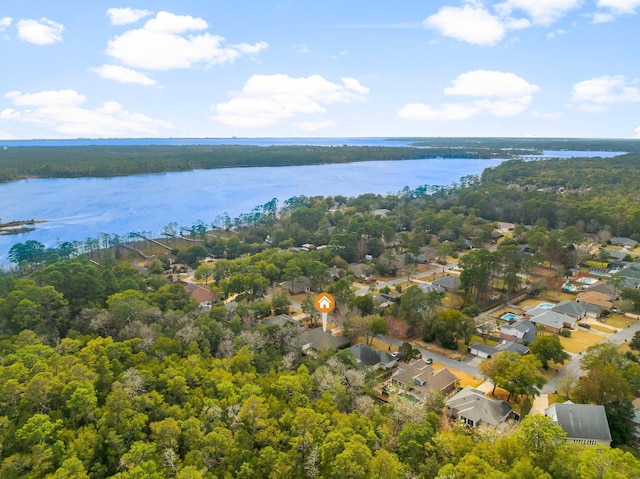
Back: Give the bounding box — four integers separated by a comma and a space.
2, 147, 640, 478
0, 144, 531, 183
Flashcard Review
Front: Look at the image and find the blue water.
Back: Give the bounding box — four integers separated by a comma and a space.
0, 138, 625, 264
0, 156, 505, 263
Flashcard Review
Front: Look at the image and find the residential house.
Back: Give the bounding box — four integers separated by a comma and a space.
611, 237, 638, 249
348, 263, 372, 280
584, 281, 616, 300
433, 274, 461, 293
576, 291, 613, 314
180, 282, 218, 308
391, 358, 457, 402
500, 319, 537, 345
617, 263, 640, 289
524, 308, 576, 334
300, 328, 350, 355
469, 340, 529, 359
445, 387, 513, 428
262, 314, 305, 331
551, 300, 593, 320
545, 401, 612, 446
348, 343, 397, 370
279, 276, 312, 294
329, 266, 345, 282
418, 283, 445, 296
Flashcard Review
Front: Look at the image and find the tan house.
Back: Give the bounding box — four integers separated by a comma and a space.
577, 291, 613, 313
391, 358, 457, 403
181, 282, 218, 308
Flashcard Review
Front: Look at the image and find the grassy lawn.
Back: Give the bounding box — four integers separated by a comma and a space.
470, 334, 498, 346
602, 313, 637, 329
432, 362, 483, 389
558, 329, 603, 354
588, 323, 614, 334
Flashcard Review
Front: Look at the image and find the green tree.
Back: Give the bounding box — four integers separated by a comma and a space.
529, 335, 570, 369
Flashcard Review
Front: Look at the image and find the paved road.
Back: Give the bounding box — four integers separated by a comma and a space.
354, 262, 458, 296
541, 317, 640, 393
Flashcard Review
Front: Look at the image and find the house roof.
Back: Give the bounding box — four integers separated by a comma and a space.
433, 275, 461, 290
418, 283, 445, 295
446, 387, 513, 426
611, 237, 638, 248
181, 282, 217, 303
262, 314, 304, 330
528, 309, 576, 329
279, 276, 312, 293
552, 300, 590, 318
493, 341, 529, 355
471, 340, 529, 356
584, 282, 615, 298
545, 402, 612, 443
501, 319, 538, 344
348, 343, 384, 367
300, 328, 350, 352
576, 291, 613, 309
392, 358, 457, 393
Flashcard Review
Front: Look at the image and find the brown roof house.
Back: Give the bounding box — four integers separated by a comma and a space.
391, 358, 457, 403
576, 291, 613, 314
181, 282, 218, 308
446, 387, 513, 429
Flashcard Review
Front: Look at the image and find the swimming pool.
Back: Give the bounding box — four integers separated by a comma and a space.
538, 303, 555, 309
577, 277, 598, 285
501, 312, 520, 321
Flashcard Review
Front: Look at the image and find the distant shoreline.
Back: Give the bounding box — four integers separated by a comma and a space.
0, 219, 46, 236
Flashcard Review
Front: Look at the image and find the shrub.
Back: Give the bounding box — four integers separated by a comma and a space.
560, 328, 572, 337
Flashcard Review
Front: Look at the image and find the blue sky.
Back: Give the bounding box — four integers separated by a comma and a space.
1, 0, 639, 139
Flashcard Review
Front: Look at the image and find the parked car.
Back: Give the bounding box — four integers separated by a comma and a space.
425, 357, 433, 364
578, 323, 591, 329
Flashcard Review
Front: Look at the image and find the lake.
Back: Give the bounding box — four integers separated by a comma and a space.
0, 139, 623, 264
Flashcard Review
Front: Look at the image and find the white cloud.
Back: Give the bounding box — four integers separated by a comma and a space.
295, 44, 310, 54
105, 11, 267, 70
444, 70, 539, 97
598, 0, 640, 14
2, 89, 173, 137
531, 110, 564, 120
635, 125, 640, 137
424, 4, 506, 46
495, 0, 582, 26
593, 0, 640, 22
212, 74, 369, 128
398, 102, 479, 121
296, 120, 336, 131
399, 69, 538, 121
591, 12, 616, 22
17, 18, 64, 45
106, 7, 152, 26
0, 17, 12, 31
92, 64, 157, 86
570, 75, 640, 111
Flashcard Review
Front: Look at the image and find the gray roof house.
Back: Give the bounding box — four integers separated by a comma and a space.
348, 343, 397, 370
611, 237, 638, 249
470, 340, 529, 358
433, 275, 461, 292
525, 308, 576, 334
279, 276, 312, 294
500, 319, 537, 345
418, 283, 446, 295
545, 401, 612, 446
446, 387, 513, 428
300, 328, 350, 354
551, 300, 592, 320
584, 281, 615, 300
